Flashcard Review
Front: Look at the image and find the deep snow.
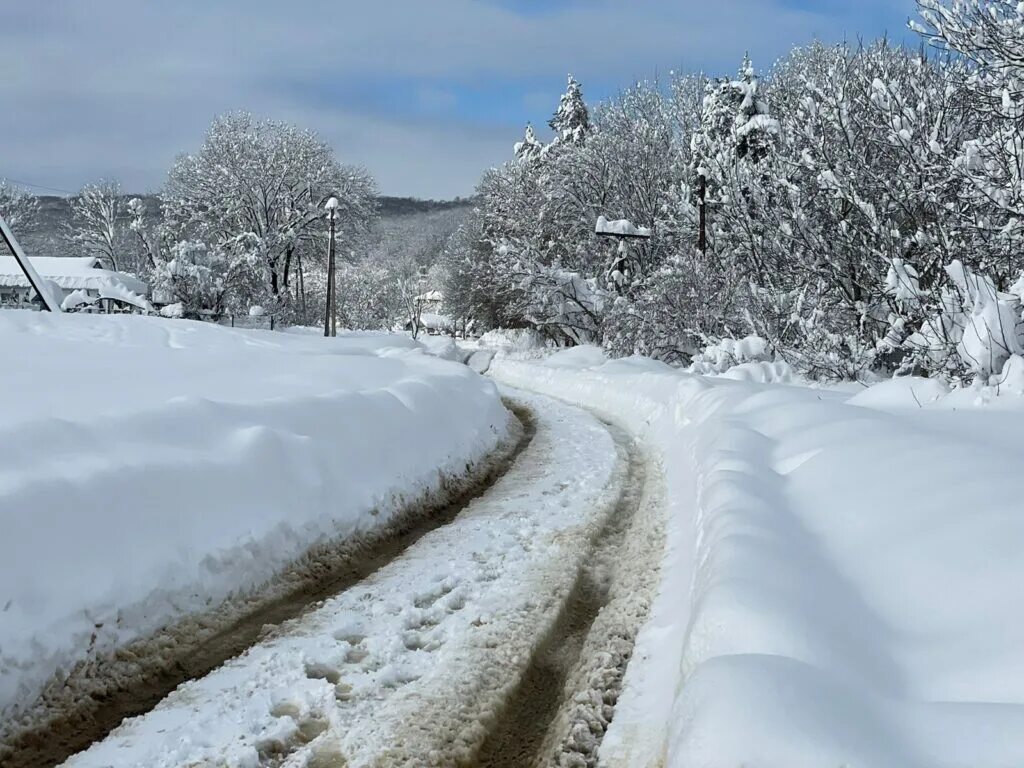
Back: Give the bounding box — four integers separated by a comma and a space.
489, 352, 1024, 768
0, 312, 509, 727
64, 390, 624, 768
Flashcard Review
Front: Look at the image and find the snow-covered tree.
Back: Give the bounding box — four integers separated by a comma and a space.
514, 123, 544, 162
67, 181, 125, 271
549, 75, 590, 146
124, 197, 164, 275
446, 29, 1024, 381
163, 112, 376, 317
332, 260, 401, 331
0, 181, 40, 242
151, 239, 259, 318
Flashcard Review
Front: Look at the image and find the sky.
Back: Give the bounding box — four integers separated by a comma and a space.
0, 0, 915, 200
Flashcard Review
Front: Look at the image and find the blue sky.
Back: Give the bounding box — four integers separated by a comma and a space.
0, 0, 915, 199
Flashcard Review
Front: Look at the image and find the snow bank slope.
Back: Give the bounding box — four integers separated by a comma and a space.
0, 312, 508, 721
489, 355, 1024, 768
66, 391, 620, 768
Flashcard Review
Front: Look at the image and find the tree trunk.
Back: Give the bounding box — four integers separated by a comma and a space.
282, 248, 294, 291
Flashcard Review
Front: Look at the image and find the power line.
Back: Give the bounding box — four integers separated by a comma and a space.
0, 176, 76, 195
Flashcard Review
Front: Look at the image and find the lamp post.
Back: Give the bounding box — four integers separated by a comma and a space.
324, 196, 339, 337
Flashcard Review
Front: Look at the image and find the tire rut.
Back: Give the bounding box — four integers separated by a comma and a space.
472, 420, 660, 768
1, 403, 534, 768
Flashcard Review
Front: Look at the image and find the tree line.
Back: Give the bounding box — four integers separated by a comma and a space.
0, 112, 445, 327
437, 0, 1024, 381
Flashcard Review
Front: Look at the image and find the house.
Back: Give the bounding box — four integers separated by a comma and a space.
415, 289, 443, 313
0, 256, 151, 312
409, 290, 453, 336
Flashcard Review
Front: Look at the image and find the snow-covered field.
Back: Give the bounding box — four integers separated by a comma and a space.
490, 348, 1024, 768
0, 311, 509, 727
64, 390, 624, 767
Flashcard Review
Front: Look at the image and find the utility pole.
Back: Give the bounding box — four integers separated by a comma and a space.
324, 196, 339, 337
697, 172, 707, 255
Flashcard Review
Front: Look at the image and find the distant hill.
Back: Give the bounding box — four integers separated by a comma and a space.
376, 196, 474, 217
12, 194, 474, 259
28, 194, 472, 233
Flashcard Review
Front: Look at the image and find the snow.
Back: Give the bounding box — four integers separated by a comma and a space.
0, 311, 509, 725
158, 302, 183, 318
478, 327, 549, 352
59, 288, 94, 311
418, 311, 452, 331
688, 334, 771, 374
543, 343, 608, 369
467, 349, 496, 374
487, 351, 1024, 768
415, 289, 443, 303
98, 280, 154, 311
734, 112, 780, 137
846, 375, 950, 408
416, 333, 467, 362
595, 215, 652, 238
0, 256, 148, 295
64, 390, 623, 768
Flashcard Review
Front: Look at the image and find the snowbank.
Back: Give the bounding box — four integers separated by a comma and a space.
64, 391, 623, 768
417, 333, 468, 363
477, 327, 549, 352
488, 354, 1024, 768
0, 311, 509, 724
543, 344, 608, 369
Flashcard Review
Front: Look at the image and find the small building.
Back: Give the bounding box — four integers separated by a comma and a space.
415, 290, 444, 313
0, 256, 150, 312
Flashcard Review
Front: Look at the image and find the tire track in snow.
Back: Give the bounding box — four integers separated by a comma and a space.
473, 422, 663, 768
57, 391, 625, 768
1, 405, 531, 768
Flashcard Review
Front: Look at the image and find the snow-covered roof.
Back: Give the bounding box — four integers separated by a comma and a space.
0, 256, 148, 295
416, 290, 443, 303
595, 216, 652, 239
419, 312, 452, 329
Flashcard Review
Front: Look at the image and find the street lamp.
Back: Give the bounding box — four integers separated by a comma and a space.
595, 215, 652, 292
324, 196, 339, 337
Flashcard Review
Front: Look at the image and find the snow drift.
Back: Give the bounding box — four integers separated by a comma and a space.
489, 352, 1024, 768
0, 312, 509, 724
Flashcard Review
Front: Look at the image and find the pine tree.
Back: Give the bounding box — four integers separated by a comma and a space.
549, 75, 590, 145
691, 55, 778, 184
514, 123, 544, 162
731, 54, 778, 163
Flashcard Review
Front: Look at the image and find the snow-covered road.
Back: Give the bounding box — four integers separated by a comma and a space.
55, 390, 661, 768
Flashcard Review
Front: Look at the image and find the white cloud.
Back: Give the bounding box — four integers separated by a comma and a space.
0, 0, 901, 197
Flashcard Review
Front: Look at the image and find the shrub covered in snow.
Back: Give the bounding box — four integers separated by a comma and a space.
438, 18, 1024, 384
478, 327, 550, 351
688, 335, 771, 375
